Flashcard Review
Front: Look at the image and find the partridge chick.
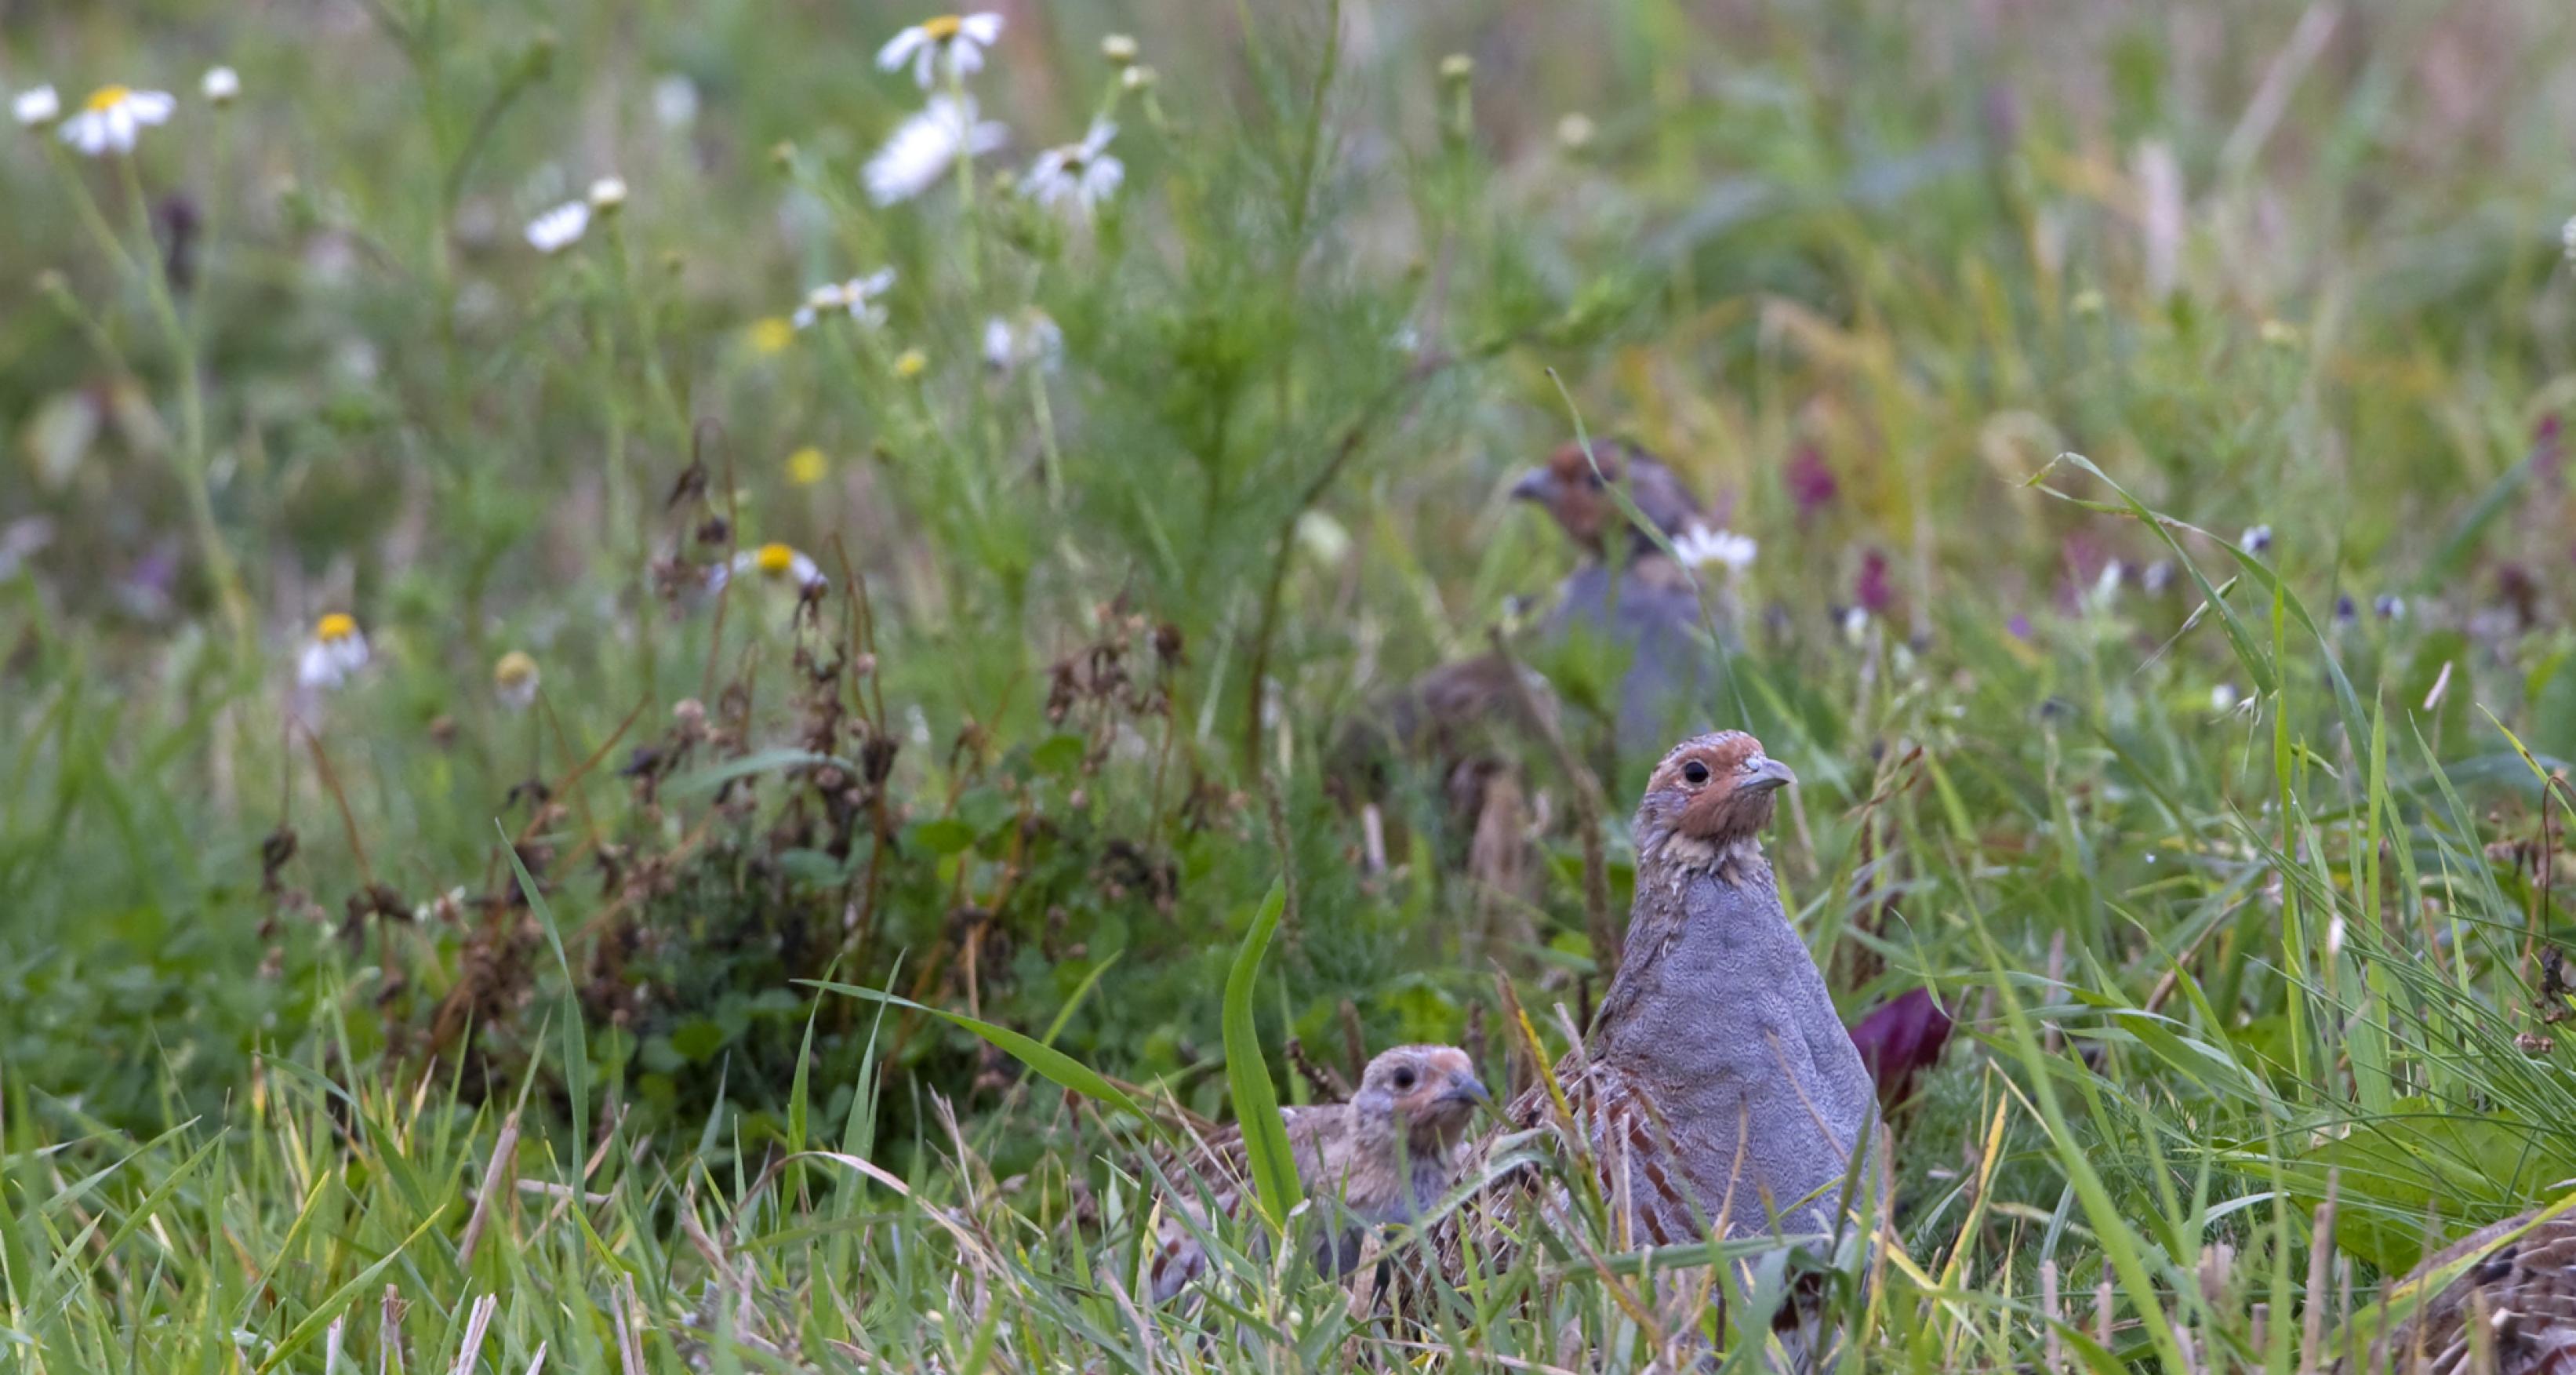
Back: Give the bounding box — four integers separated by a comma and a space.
1147, 1045, 1488, 1302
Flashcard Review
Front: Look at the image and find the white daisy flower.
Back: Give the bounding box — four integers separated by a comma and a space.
1672, 522, 1757, 575
493, 650, 540, 710
792, 268, 896, 329
202, 67, 240, 105
864, 94, 1008, 206
1025, 119, 1123, 216
59, 85, 176, 156
13, 84, 61, 129
296, 613, 370, 690
877, 13, 1005, 89
982, 311, 1063, 373
525, 200, 590, 253
1100, 34, 1139, 65
586, 176, 628, 212
708, 542, 827, 594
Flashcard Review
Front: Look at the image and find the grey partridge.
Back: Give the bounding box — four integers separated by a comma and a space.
1445, 732, 1880, 1286
2343, 1206, 2576, 1373
1146, 1044, 1489, 1302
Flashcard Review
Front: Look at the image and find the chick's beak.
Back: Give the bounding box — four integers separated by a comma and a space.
1746, 757, 1797, 792
1508, 468, 1555, 506
1442, 1071, 1491, 1108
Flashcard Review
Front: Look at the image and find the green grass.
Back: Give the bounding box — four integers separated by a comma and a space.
5, 0, 2576, 1368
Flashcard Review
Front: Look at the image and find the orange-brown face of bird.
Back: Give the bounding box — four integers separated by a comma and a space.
1639, 730, 1796, 846
1512, 442, 1627, 548
1356, 1044, 1489, 1150
1510, 439, 1704, 553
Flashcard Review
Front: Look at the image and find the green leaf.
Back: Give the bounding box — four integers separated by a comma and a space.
910, 818, 977, 856
803, 980, 1158, 1132
1030, 733, 1088, 776
1221, 879, 1303, 1230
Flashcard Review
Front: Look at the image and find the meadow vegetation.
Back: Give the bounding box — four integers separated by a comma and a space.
3, 0, 2575, 1368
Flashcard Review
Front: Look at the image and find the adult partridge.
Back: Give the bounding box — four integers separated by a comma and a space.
1146, 1044, 1489, 1302
2343, 1206, 2576, 1373
1450, 732, 1880, 1277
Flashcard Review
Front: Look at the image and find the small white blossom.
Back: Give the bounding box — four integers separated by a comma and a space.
1556, 113, 1595, 150
202, 67, 240, 105
1840, 606, 1871, 646
525, 200, 590, 253
1024, 119, 1122, 216
2238, 524, 2273, 555
296, 613, 370, 690
1100, 34, 1139, 65
13, 84, 61, 129
652, 74, 700, 129
493, 650, 540, 710
864, 94, 1008, 206
1672, 522, 1757, 575
2091, 558, 2124, 606
60, 85, 175, 156
709, 542, 826, 594
1121, 65, 1157, 91
2563, 214, 2576, 264
586, 176, 628, 211
2142, 559, 2175, 594
2210, 682, 2238, 713
877, 13, 1005, 89
982, 311, 1063, 373
2375, 594, 2406, 620
793, 268, 896, 329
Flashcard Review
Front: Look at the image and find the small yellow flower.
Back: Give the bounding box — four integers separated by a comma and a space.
748, 317, 795, 355
787, 446, 828, 486
894, 348, 928, 379
493, 650, 540, 710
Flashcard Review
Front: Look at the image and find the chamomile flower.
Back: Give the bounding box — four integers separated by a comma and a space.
296, 613, 370, 690
1100, 34, 1139, 65
792, 268, 896, 329
60, 85, 175, 156
587, 176, 628, 213
982, 311, 1063, 373
202, 67, 240, 106
877, 13, 1005, 89
1672, 523, 1757, 575
1025, 119, 1123, 216
710, 542, 826, 594
525, 200, 590, 253
864, 95, 1007, 205
492, 650, 540, 710
13, 85, 61, 129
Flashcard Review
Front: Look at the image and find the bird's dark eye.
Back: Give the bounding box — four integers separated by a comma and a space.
1391, 1068, 1416, 1090
1681, 760, 1709, 785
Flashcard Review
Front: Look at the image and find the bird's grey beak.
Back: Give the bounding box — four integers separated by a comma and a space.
1443, 1072, 1491, 1107
1747, 757, 1797, 792
1508, 468, 1553, 504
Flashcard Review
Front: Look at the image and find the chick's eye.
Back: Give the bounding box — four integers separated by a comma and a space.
1391, 1069, 1416, 1090
1680, 759, 1710, 786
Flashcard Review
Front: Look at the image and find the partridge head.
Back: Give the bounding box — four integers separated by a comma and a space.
1510, 438, 1705, 555
1632, 730, 1797, 881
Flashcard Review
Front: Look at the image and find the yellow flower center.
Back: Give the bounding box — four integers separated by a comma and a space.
493, 650, 538, 686
315, 612, 358, 642
85, 85, 132, 113
893, 349, 928, 380
787, 446, 828, 486
922, 15, 965, 40
754, 543, 797, 576
748, 317, 794, 355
